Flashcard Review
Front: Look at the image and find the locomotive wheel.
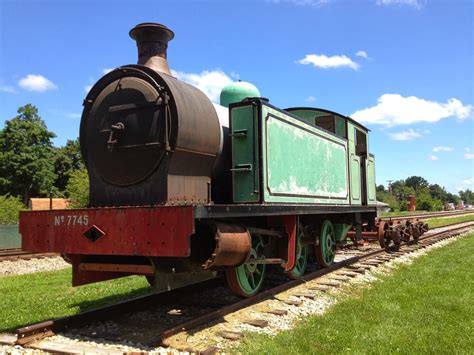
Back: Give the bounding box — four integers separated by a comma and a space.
315, 220, 336, 268
378, 222, 388, 248
226, 235, 266, 297
286, 223, 309, 279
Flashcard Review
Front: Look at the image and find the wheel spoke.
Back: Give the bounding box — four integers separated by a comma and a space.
249, 273, 255, 288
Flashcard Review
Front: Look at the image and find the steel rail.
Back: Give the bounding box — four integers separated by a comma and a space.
157, 221, 474, 343
0, 250, 57, 261
380, 210, 473, 221
13, 221, 474, 348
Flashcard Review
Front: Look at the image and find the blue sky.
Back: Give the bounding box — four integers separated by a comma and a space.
0, 0, 472, 193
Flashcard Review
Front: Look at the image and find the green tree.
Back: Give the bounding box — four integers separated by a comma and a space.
66, 168, 89, 208
459, 189, 474, 205
0, 195, 25, 224
405, 176, 429, 192
428, 184, 448, 203
446, 192, 460, 205
417, 187, 443, 211
53, 138, 84, 193
0, 104, 56, 204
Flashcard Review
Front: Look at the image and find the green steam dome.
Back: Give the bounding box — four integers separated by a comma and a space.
220, 81, 260, 108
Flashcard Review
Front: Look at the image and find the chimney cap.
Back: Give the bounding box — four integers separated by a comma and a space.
129, 23, 175, 42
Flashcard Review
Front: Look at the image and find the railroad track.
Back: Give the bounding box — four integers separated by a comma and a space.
0, 248, 57, 262
2, 221, 473, 353
380, 209, 473, 221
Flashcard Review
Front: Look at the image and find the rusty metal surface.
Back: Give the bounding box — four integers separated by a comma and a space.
20, 206, 194, 257
78, 263, 154, 275
129, 23, 174, 75
268, 215, 297, 271
80, 23, 222, 207
202, 222, 251, 270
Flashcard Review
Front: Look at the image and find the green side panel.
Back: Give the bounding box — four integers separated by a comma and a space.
347, 123, 361, 205
231, 105, 260, 202
333, 223, 352, 242
367, 155, 377, 205
350, 155, 361, 204
0, 225, 21, 248
261, 105, 349, 204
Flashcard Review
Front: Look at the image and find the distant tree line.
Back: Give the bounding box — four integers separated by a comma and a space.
0, 104, 88, 223
1, 104, 472, 222
377, 176, 472, 212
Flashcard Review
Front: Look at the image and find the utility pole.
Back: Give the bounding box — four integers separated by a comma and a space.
387, 180, 393, 194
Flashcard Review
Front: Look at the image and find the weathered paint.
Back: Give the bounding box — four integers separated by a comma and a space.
367, 155, 377, 205
231, 105, 260, 202
333, 223, 352, 242
19, 206, 194, 256
347, 122, 362, 205
261, 105, 349, 204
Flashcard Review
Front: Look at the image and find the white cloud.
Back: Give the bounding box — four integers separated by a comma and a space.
19, 74, 57, 92
428, 155, 439, 161
464, 153, 474, 159
465, 147, 471, 152
388, 128, 421, 141
463, 178, 474, 185
0, 85, 17, 93
103, 68, 114, 75
356, 50, 368, 58
351, 94, 472, 126
84, 85, 93, 93
305, 96, 316, 102
297, 54, 360, 70
433, 146, 454, 152
171, 69, 234, 103
66, 113, 81, 119
376, 0, 423, 8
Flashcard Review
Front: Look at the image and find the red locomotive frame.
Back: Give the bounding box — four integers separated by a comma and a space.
20, 206, 297, 286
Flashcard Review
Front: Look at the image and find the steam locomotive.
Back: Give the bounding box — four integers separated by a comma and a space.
20, 23, 380, 297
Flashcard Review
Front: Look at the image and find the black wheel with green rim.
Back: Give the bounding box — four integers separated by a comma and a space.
315, 220, 336, 268
226, 235, 266, 297
286, 223, 309, 279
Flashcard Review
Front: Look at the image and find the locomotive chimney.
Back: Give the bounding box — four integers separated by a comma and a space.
129, 22, 175, 75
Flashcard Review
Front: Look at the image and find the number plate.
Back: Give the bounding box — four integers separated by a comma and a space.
54, 214, 89, 227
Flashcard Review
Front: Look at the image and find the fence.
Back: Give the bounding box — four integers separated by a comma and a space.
0, 224, 21, 249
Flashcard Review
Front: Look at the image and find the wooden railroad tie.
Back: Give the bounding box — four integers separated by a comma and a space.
317, 281, 340, 287
245, 319, 268, 328
266, 309, 287, 316
308, 285, 331, 292
284, 299, 302, 306
336, 271, 360, 277
292, 292, 316, 299
218, 331, 242, 341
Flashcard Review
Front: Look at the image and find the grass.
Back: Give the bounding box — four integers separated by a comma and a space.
381, 210, 429, 217
0, 269, 151, 332
381, 210, 474, 218
237, 232, 474, 354
424, 213, 474, 228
